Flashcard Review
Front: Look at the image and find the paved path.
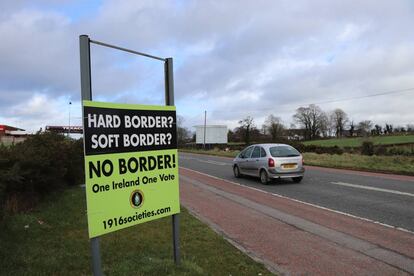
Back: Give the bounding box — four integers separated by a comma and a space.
179, 164, 414, 275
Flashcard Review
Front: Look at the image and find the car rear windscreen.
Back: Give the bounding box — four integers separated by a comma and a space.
269, 146, 300, 157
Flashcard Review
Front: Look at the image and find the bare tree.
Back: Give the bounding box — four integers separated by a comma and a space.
320, 113, 330, 138
293, 104, 327, 140
227, 129, 236, 142
357, 120, 373, 136
394, 126, 406, 133
373, 124, 382, 136
349, 120, 355, 137
264, 114, 285, 141
238, 116, 255, 145
177, 115, 191, 146
325, 114, 335, 137
330, 108, 349, 138
385, 123, 393, 135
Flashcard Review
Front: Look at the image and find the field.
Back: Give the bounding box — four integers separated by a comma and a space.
302, 153, 414, 175
0, 187, 271, 275
303, 135, 414, 148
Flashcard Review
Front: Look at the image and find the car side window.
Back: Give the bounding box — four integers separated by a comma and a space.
251, 146, 261, 158
239, 148, 247, 158
243, 146, 254, 159
260, 147, 267, 158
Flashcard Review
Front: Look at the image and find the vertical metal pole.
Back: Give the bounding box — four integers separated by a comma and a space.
68, 101, 72, 137
90, 239, 102, 275
80, 35, 92, 101
80, 34, 103, 276
164, 58, 174, 106
203, 111, 207, 149
165, 57, 180, 265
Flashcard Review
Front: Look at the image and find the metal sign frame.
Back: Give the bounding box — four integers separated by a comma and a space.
79, 34, 180, 275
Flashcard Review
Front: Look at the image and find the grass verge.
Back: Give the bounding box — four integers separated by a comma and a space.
180, 149, 414, 176
0, 187, 272, 276
302, 153, 414, 176
303, 135, 414, 148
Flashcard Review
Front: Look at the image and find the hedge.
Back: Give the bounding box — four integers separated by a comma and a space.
0, 132, 84, 216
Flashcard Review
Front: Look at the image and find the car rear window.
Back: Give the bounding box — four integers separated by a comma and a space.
269, 146, 300, 157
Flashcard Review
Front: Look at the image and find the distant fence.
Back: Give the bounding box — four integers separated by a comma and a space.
0, 136, 27, 145
181, 141, 414, 156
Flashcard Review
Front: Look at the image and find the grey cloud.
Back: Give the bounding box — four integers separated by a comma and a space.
1, 0, 414, 132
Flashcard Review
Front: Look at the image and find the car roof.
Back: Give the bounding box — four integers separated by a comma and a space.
245, 143, 292, 149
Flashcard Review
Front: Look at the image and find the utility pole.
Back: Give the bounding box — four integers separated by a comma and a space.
68, 101, 72, 137
203, 110, 207, 149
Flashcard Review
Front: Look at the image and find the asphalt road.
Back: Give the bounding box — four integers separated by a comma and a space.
179, 152, 414, 232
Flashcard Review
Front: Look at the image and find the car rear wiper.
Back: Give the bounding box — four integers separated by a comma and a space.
272, 154, 300, 157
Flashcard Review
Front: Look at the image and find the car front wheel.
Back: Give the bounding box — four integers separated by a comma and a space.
233, 165, 241, 178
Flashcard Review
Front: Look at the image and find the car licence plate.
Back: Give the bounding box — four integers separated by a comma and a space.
283, 164, 297, 169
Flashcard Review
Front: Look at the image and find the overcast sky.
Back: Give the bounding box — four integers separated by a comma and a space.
1, 0, 414, 133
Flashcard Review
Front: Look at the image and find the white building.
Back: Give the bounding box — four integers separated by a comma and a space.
194, 125, 228, 144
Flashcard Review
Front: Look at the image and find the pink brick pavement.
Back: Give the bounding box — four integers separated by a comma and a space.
179, 167, 414, 275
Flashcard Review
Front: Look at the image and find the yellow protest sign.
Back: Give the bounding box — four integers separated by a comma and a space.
83, 101, 180, 238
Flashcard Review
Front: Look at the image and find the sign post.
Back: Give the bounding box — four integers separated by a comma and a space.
79, 34, 103, 276
79, 35, 180, 275
165, 57, 180, 265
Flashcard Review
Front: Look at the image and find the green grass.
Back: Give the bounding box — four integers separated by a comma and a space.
303, 135, 414, 148
0, 187, 272, 275
180, 149, 414, 176
389, 144, 414, 154
302, 153, 414, 175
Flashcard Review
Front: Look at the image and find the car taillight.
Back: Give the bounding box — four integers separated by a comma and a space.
302, 157, 305, 165
268, 158, 275, 167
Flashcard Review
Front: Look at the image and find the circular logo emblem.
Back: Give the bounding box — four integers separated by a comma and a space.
130, 190, 144, 208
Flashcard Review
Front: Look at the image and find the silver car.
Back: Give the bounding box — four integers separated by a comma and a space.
233, 143, 305, 184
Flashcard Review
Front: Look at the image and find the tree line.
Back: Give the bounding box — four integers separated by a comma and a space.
228, 104, 414, 144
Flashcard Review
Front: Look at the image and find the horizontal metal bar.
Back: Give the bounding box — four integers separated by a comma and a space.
90, 39, 166, 62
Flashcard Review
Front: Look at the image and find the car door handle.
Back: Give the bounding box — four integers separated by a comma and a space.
255, 159, 259, 162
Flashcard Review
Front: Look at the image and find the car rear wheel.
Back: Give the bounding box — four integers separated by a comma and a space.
292, 176, 303, 183
260, 170, 269, 184
233, 165, 241, 178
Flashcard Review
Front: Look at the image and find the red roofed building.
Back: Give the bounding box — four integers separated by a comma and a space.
0, 125, 24, 135
0, 125, 28, 144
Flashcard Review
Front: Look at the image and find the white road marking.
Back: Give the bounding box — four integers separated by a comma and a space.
202, 160, 229, 166
180, 167, 414, 234
331, 181, 414, 198
180, 156, 196, 160
180, 155, 231, 166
